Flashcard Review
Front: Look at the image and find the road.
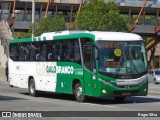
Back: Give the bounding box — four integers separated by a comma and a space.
149, 82, 160, 96
0, 83, 160, 120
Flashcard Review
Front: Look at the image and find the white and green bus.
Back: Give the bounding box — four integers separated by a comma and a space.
9, 30, 148, 102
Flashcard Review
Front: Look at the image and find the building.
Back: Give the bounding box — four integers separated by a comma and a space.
0, 0, 160, 30
0, 0, 160, 68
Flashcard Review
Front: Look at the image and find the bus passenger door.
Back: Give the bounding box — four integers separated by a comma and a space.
83, 45, 95, 96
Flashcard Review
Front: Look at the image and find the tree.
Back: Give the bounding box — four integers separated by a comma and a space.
17, 16, 66, 38
144, 37, 156, 68
33, 16, 66, 36
75, 0, 128, 31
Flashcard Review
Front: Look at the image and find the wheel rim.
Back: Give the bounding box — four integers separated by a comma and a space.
30, 82, 34, 94
76, 86, 82, 98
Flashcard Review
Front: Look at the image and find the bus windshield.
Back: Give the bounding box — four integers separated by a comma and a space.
97, 40, 148, 76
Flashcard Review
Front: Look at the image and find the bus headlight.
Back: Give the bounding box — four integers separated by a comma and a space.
102, 90, 107, 94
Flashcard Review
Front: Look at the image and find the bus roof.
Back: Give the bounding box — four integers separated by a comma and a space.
10, 30, 143, 43
41, 31, 142, 41
91, 31, 143, 41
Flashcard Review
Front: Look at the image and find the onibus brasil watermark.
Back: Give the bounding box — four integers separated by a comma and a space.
1, 111, 160, 117
1, 112, 42, 118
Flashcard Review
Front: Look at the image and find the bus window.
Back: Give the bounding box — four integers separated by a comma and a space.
55, 42, 62, 61
24, 44, 29, 61
29, 43, 36, 61
68, 39, 81, 64
52, 43, 57, 61
9, 43, 19, 61
41, 43, 47, 61
74, 41, 81, 64
19, 45, 25, 61
81, 38, 94, 71
34, 42, 41, 61
62, 41, 69, 61
46, 41, 53, 61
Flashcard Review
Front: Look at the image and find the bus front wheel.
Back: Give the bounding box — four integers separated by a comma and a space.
28, 79, 38, 97
74, 82, 86, 102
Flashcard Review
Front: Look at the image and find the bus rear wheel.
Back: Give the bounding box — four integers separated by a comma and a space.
74, 82, 86, 102
28, 78, 38, 97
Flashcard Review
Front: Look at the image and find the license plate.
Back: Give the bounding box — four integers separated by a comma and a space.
122, 93, 131, 96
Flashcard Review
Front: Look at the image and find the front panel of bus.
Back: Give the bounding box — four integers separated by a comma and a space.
94, 40, 148, 97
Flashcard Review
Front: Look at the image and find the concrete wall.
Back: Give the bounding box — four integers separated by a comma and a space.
0, 41, 7, 69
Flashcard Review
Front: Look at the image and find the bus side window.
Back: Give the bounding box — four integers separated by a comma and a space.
47, 43, 53, 61
74, 44, 81, 63
68, 40, 81, 64
48, 53, 53, 60
55, 42, 62, 61
62, 41, 70, 61
52, 44, 57, 61
24, 44, 29, 61
34, 42, 41, 61
41, 43, 47, 61
69, 42, 75, 61
36, 54, 40, 60
29, 43, 36, 61
10, 43, 19, 61
67, 42, 72, 60
19, 45, 25, 61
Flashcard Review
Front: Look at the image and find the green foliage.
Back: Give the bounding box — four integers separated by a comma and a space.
17, 16, 66, 38
15, 32, 31, 39
75, 0, 128, 31
33, 16, 66, 36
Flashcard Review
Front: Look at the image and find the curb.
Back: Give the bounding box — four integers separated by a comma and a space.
0, 81, 8, 84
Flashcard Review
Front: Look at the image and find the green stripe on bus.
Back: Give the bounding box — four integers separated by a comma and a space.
33, 38, 37, 41
43, 37, 46, 41
9, 38, 32, 43
38, 37, 41, 41
10, 33, 95, 43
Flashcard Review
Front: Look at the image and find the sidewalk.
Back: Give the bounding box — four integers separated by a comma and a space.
0, 67, 7, 84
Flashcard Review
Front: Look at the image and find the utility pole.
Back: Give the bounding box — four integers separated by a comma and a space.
32, 0, 35, 38
45, 0, 50, 18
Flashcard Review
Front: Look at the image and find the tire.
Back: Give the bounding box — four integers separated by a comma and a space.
74, 82, 86, 102
28, 78, 38, 97
9, 83, 13, 87
114, 96, 126, 103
